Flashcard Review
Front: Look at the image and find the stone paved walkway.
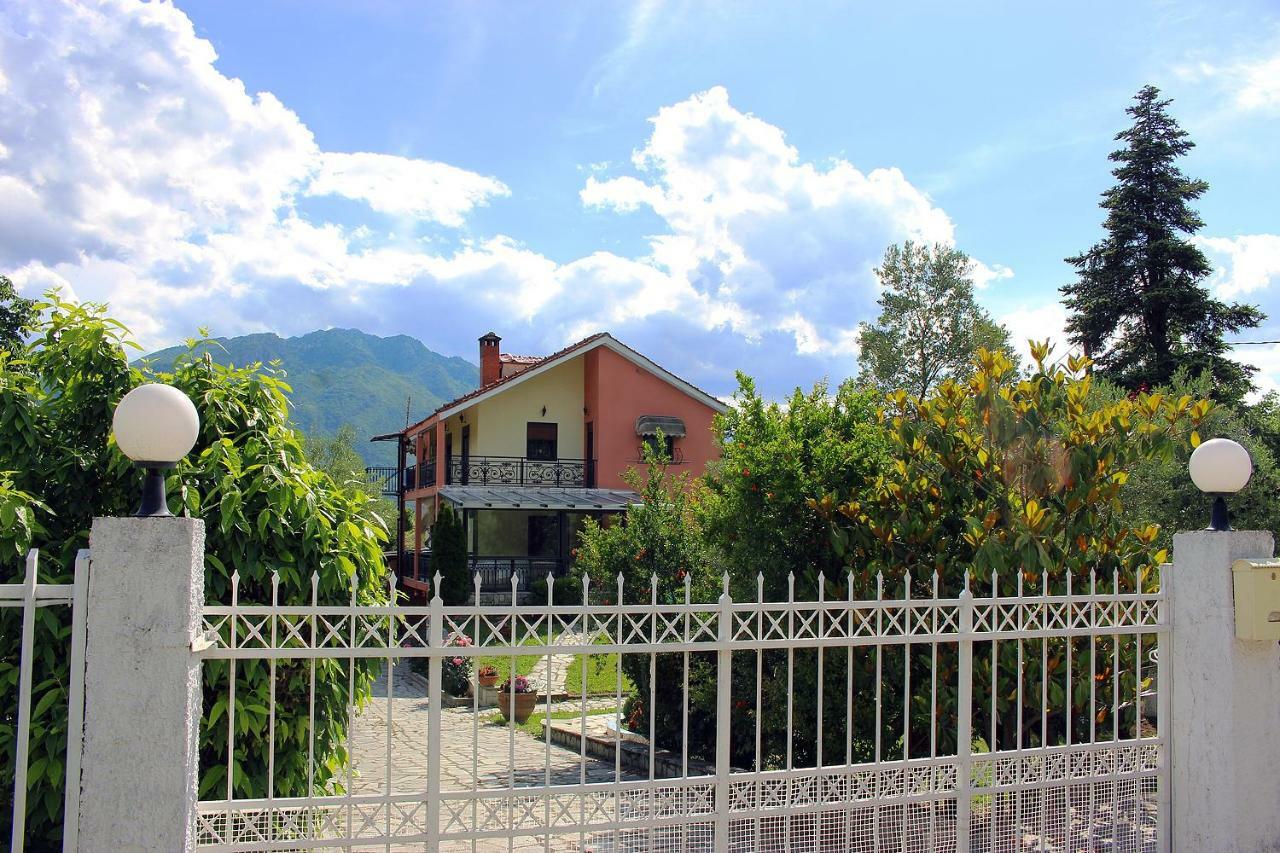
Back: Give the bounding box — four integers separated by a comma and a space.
346, 662, 639, 851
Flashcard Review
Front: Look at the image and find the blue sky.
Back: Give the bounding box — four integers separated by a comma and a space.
2, 1, 1278, 398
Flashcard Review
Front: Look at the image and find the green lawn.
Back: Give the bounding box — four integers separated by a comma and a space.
472, 635, 543, 681
563, 651, 634, 695
483, 706, 616, 740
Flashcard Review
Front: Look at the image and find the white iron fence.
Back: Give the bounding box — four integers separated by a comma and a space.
2, 549, 89, 853
193, 568, 1167, 852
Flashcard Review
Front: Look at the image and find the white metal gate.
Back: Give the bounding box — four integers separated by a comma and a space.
2, 549, 90, 853
194, 568, 1168, 852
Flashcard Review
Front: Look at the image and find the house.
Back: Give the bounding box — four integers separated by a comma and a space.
375, 331, 727, 601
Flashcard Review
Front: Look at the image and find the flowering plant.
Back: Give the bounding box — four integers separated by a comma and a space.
499, 675, 534, 694
477, 664, 499, 679
441, 633, 472, 697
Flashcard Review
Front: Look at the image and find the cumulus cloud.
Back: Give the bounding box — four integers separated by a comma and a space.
1177, 48, 1280, 113
308, 152, 508, 225
0, 1, 993, 397
997, 302, 1075, 366
1198, 234, 1280, 299
582, 86, 957, 356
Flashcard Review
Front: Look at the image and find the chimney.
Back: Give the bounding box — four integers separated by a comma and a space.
479, 332, 501, 387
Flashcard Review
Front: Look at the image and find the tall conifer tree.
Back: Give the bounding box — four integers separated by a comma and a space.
1061, 85, 1262, 401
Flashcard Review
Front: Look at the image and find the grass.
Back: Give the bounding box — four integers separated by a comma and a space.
564, 651, 635, 695
483, 707, 616, 740
472, 635, 542, 681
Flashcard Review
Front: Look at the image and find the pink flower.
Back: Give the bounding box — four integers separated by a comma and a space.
452, 657, 463, 666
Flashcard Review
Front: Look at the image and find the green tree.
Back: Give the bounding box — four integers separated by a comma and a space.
818, 343, 1208, 755
575, 442, 719, 760
305, 423, 398, 533
857, 241, 1016, 398
697, 374, 889, 766
0, 275, 37, 354
430, 502, 469, 604
1061, 85, 1263, 401
1112, 371, 1280, 545
0, 295, 389, 845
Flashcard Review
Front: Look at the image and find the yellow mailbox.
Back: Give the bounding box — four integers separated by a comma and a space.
1232, 559, 1280, 641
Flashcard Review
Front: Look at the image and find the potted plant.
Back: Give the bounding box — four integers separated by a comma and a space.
497, 675, 538, 723
441, 632, 473, 698
477, 664, 500, 688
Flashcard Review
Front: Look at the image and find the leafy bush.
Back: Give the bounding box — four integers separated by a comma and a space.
527, 570, 584, 606
0, 295, 389, 844
575, 444, 721, 761
815, 343, 1207, 753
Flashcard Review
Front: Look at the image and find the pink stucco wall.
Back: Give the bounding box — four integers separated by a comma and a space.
584, 346, 720, 490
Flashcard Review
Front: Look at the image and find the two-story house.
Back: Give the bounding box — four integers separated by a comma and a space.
377, 331, 726, 601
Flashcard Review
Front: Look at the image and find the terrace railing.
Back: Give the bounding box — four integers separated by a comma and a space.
406, 553, 565, 591
446, 455, 594, 488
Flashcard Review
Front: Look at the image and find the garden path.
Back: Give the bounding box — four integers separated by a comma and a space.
347, 662, 642, 852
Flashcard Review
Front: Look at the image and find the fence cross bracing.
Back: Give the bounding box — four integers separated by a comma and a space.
2, 549, 89, 853
193, 566, 1168, 852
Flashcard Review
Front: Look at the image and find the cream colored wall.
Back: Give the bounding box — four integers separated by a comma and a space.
460, 355, 586, 459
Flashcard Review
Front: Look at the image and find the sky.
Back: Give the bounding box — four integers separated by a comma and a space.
1, 1, 1278, 400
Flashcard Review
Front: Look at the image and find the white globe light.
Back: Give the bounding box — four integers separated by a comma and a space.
112, 384, 200, 464
1188, 437, 1252, 494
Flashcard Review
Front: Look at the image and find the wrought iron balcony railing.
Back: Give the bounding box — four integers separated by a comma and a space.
446, 456, 594, 488
405, 553, 565, 591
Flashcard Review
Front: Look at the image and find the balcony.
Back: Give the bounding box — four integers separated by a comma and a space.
446, 456, 594, 488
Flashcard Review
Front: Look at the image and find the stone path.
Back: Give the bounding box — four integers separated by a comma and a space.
346, 662, 637, 851
524, 631, 585, 695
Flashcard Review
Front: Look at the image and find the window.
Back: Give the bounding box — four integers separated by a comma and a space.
641, 433, 676, 461
526, 422, 558, 460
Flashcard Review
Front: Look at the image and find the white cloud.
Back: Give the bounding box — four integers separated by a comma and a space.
583, 85, 959, 358
308, 152, 508, 225
1198, 234, 1280, 298
997, 302, 1075, 366
1177, 48, 1280, 113
970, 259, 1014, 290
0, 2, 999, 397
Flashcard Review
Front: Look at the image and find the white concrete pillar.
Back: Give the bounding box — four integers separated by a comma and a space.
1169, 529, 1280, 853
78, 517, 204, 852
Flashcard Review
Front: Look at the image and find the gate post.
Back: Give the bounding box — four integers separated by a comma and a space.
954, 583, 974, 853
1168, 529, 1278, 853
714, 574, 733, 848
77, 517, 205, 852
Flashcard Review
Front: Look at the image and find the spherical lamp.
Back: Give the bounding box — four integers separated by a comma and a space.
1188, 437, 1252, 531
112, 384, 200, 517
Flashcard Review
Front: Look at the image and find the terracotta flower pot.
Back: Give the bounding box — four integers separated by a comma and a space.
478, 673, 499, 688
500, 691, 539, 724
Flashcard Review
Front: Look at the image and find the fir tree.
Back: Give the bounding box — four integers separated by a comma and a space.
1061, 85, 1262, 401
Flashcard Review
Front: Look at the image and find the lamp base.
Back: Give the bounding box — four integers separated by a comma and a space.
1207, 494, 1231, 532
135, 462, 176, 518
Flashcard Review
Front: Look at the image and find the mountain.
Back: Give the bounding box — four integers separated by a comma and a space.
140, 329, 478, 465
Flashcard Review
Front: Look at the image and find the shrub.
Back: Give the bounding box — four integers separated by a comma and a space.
430, 502, 469, 604
0, 295, 389, 844
815, 343, 1208, 753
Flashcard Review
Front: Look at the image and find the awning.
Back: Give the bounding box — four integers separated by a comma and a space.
635, 415, 686, 437
439, 486, 641, 511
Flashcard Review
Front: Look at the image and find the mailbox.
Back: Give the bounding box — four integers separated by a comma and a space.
1232, 559, 1280, 641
